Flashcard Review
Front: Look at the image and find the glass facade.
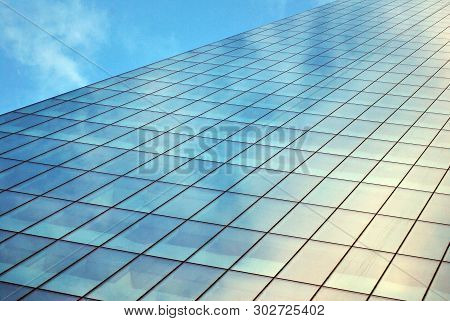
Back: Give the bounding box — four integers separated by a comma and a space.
0, 0, 449, 301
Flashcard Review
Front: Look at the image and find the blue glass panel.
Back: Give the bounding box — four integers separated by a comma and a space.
189, 227, 263, 269
48, 122, 105, 141
0, 191, 34, 215
88, 256, 179, 300
193, 192, 258, 225
22, 289, 78, 301
63, 146, 125, 170
0, 234, 51, 273
0, 115, 50, 133
76, 125, 132, 145
61, 104, 112, 121
81, 177, 149, 207
31, 143, 94, 166
0, 282, 32, 301
1, 138, 65, 161
194, 164, 252, 191
89, 108, 137, 124
0, 162, 50, 189
24, 203, 106, 239
142, 263, 223, 301
147, 221, 220, 260
21, 118, 77, 137
0, 230, 14, 242
63, 208, 142, 246
95, 151, 154, 175
0, 241, 93, 287
37, 101, 88, 117
0, 197, 69, 232
12, 167, 84, 195
105, 214, 182, 253
0, 134, 37, 154
42, 248, 136, 296
73, 89, 120, 103
118, 182, 186, 213
154, 187, 221, 219
46, 172, 116, 201
160, 159, 221, 186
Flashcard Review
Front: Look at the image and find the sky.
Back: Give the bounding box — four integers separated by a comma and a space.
0, 0, 333, 114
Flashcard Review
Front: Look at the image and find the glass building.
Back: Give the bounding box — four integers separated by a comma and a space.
0, 0, 449, 301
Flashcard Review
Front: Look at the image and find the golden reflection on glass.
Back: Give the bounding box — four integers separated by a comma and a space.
400, 166, 446, 192
325, 248, 393, 294
419, 193, 450, 224
373, 255, 438, 300
384, 142, 426, 164
313, 287, 368, 301
279, 240, 348, 285
363, 161, 411, 186
424, 263, 449, 301
257, 279, 318, 301
199, 271, 270, 301
341, 183, 394, 213
379, 188, 431, 219
356, 215, 413, 252
303, 178, 358, 208
399, 221, 450, 260
329, 157, 377, 181
272, 203, 334, 238
312, 209, 373, 245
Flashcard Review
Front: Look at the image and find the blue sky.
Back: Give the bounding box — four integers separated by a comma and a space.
0, 0, 332, 114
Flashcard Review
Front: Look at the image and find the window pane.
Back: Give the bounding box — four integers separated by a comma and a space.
199, 271, 270, 301
88, 256, 179, 300
0, 234, 51, 273
105, 215, 182, 253
142, 263, 223, 301
42, 248, 136, 296
189, 227, 262, 269
0, 241, 92, 287
147, 221, 220, 260
233, 234, 304, 276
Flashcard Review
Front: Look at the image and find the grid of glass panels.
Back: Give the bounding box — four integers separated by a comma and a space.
0, 0, 449, 301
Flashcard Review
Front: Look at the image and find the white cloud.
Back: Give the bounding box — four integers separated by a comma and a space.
0, 0, 108, 94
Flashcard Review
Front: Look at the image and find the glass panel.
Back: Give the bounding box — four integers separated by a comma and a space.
199, 271, 270, 301
312, 209, 373, 245
0, 197, 69, 232
42, 248, 136, 296
325, 248, 393, 294
63, 209, 142, 246
142, 263, 223, 301
279, 240, 348, 285
356, 215, 413, 252
192, 192, 257, 225
0, 241, 92, 287
117, 182, 186, 213
373, 255, 438, 300
147, 221, 220, 261
231, 198, 296, 232
189, 227, 262, 269
257, 279, 318, 301
105, 215, 182, 253
24, 203, 106, 239
233, 234, 304, 277
81, 177, 149, 207
272, 203, 334, 238
399, 221, 449, 260
154, 187, 221, 219
88, 256, 179, 300
46, 172, 116, 201
0, 234, 52, 273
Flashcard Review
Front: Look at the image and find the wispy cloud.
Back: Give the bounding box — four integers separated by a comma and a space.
0, 0, 109, 95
